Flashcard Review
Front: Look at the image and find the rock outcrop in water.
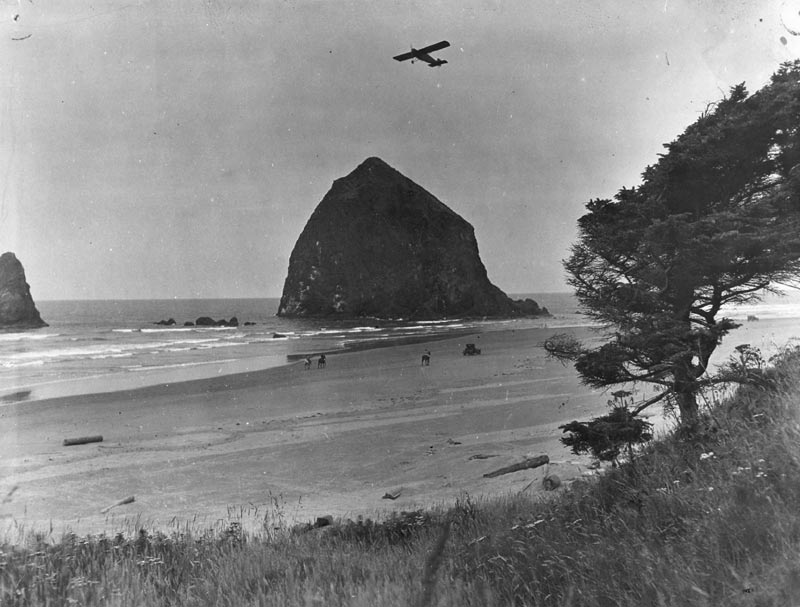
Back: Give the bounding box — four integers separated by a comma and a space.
0, 252, 47, 329
277, 157, 548, 320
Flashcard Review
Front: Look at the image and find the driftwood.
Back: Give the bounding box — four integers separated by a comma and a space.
100, 495, 135, 514
483, 455, 549, 478
63, 435, 103, 446
382, 489, 402, 500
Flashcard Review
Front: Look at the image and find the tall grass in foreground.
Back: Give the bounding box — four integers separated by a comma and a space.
3, 348, 800, 606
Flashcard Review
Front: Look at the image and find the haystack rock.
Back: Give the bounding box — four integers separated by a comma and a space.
0, 252, 47, 329
277, 157, 548, 319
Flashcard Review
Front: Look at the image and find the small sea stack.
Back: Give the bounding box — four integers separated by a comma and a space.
277, 157, 548, 320
0, 252, 47, 329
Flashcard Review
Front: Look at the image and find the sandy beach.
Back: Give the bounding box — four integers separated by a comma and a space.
2, 319, 797, 538
0, 326, 610, 536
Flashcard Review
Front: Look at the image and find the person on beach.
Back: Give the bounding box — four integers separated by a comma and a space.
421, 350, 431, 366
304, 357, 312, 370
318, 354, 326, 369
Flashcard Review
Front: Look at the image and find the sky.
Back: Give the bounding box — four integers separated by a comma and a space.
1, 0, 799, 300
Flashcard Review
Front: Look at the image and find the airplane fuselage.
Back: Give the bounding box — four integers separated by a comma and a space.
409, 51, 447, 67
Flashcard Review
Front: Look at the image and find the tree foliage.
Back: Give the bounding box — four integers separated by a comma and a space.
548, 61, 800, 434
560, 402, 653, 464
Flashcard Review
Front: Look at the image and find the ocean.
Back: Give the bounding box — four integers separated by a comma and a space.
2, 291, 799, 404
0, 294, 579, 403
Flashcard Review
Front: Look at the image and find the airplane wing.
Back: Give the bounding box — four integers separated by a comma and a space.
393, 51, 416, 62
394, 41, 450, 62
417, 40, 450, 54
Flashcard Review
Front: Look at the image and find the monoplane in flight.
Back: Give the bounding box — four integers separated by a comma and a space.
393, 40, 450, 67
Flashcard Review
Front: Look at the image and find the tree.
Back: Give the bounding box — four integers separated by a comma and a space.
546, 61, 800, 432
560, 391, 653, 465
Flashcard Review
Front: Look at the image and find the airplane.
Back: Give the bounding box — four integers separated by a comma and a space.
393, 40, 450, 67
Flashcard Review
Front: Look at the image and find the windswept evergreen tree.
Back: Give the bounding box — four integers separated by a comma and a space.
546, 61, 800, 432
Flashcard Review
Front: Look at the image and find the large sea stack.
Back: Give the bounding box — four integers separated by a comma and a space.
277, 157, 548, 319
0, 252, 47, 329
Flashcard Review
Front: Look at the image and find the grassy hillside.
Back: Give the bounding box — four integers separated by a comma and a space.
3, 347, 800, 606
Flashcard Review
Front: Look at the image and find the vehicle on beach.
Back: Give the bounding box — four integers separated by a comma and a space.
463, 343, 481, 356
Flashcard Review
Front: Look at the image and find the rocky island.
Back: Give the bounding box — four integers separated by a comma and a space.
0, 252, 47, 329
278, 157, 548, 319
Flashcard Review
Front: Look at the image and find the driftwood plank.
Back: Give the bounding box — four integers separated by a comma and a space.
382, 489, 402, 500
63, 435, 103, 446
101, 495, 135, 514
483, 455, 549, 478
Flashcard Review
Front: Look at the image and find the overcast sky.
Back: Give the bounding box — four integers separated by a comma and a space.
1, 1, 798, 300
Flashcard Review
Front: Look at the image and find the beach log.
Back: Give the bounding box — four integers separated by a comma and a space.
100, 495, 135, 514
483, 455, 549, 478
63, 435, 103, 446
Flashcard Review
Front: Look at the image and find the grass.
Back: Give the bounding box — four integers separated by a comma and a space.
3, 348, 800, 606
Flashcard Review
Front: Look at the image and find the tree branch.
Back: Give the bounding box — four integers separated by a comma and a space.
632, 389, 672, 416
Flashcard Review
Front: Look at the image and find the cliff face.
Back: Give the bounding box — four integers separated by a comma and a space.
277, 157, 547, 319
0, 252, 47, 329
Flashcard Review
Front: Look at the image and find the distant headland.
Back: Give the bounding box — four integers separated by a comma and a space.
0, 252, 47, 329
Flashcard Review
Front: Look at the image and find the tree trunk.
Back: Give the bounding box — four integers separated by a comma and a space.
675, 389, 699, 429
672, 291, 701, 430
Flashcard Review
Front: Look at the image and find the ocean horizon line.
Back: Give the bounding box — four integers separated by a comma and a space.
35, 296, 283, 303
34, 291, 572, 303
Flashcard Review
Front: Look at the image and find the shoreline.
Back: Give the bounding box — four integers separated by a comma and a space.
1, 320, 559, 405
2, 317, 798, 538
1, 325, 607, 536
284, 327, 480, 360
